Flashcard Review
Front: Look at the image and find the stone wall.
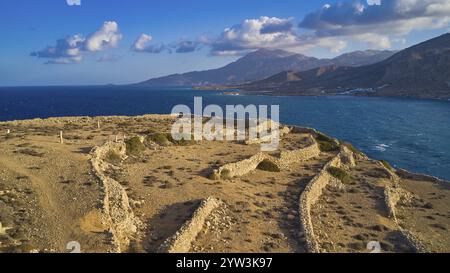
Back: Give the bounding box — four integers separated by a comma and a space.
276, 135, 320, 169
217, 153, 270, 179
379, 162, 428, 253
158, 197, 223, 253
215, 135, 320, 179
90, 141, 140, 252
298, 150, 346, 253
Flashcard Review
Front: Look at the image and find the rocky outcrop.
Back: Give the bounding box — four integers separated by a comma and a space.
396, 168, 449, 183
158, 197, 223, 253
90, 141, 141, 252
298, 146, 355, 253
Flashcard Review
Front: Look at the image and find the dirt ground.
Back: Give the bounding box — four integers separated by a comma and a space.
0, 115, 448, 253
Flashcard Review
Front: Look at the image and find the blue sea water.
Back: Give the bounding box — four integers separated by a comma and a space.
1, 85, 450, 181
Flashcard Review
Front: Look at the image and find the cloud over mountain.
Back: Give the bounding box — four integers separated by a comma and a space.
299, 0, 450, 48
136, 1, 449, 56
31, 21, 122, 64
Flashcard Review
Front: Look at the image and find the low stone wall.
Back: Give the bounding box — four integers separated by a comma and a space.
158, 197, 223, 253
298, 150, 346, 253
384, 186, 402, 220
90, 141, 140, 252
215, 135, 320, 179
398, 229, 428, 253
379, 164, 429, 253
276, 136, 320, 169
217, 153, 270, 179
244, 126, 291, 145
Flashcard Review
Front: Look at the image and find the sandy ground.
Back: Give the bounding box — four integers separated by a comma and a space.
0, 115, 448, 253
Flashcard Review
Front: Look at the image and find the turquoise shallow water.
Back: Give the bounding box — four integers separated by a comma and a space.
1, 85, 450, 180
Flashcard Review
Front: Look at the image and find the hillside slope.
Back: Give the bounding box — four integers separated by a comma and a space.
240, 33, 450, 99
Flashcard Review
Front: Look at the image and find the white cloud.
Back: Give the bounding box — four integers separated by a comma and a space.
132, 34, 152, 51
367, 0, 381, 6
84, 21, 122, 52
31, 21, 122, 64
298, 0, 450, 49
66, 0, 81, 6
131, 33, 172, 53
211, 16, 299, 55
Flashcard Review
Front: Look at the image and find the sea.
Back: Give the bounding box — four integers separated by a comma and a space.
1, 85, 449, 181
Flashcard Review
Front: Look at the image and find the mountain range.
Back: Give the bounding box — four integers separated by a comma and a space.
137, 49, 396, 86
239, 33, 450, 99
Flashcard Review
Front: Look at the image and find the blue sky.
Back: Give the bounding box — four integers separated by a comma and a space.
0, 0, 449, 86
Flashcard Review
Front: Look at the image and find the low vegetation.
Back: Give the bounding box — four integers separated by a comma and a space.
146, 133, 171, 146
166, 133, 196, 146
316, 132, 339, 152
17, 148, 44, 157
380, 160, 394, 171
146, 132, 196, 147
257, 159, 280, 172
220, 169, 232, 180
342, 142, 364, 156
105, 150, 122, 165
125, 136, 146, 156
328, 166, 351, 184
208, 171, 221, 180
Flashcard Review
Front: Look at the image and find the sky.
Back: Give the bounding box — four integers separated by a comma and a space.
0, 0, 449, 86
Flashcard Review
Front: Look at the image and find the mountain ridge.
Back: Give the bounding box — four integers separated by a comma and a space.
137, 48, 396, 86
239, 33, 450, 99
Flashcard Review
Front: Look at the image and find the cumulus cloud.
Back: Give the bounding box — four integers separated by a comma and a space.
175, 40, 201, 53
66, 0, 81, 6
31, 35, 85, 64
131, 33, 172, 53
298, 0, 450, 48
84, 21, 122, 51
31, 21, 122, 64
210, 16, 300, 56
132, 34, 201, 54
260, 18, 294, 34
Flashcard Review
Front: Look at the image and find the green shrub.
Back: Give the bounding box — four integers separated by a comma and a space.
316, 132, 334, 143
257, 159, 280, 172
318, 141, 339, 152
125, 137, 146, 156
342, 142, 364, 156
316, 132, 339, 152
105, 150, 122, 165
208, 171, 221, 180
380, 160, 394, 171
147, 133, 171, 146
328, 166, 351, 184
220, 169, 232, 180
166, 133, 196, 146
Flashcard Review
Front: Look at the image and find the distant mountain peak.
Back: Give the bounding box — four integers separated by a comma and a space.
137, 46, 396, 86
246, 48, 297, 58
240, 33, 450, 99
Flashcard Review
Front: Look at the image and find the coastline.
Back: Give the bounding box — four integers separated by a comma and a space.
0, 114, 448, 184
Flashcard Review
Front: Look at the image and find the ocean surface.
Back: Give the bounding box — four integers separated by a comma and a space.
1, 85, 450, 181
